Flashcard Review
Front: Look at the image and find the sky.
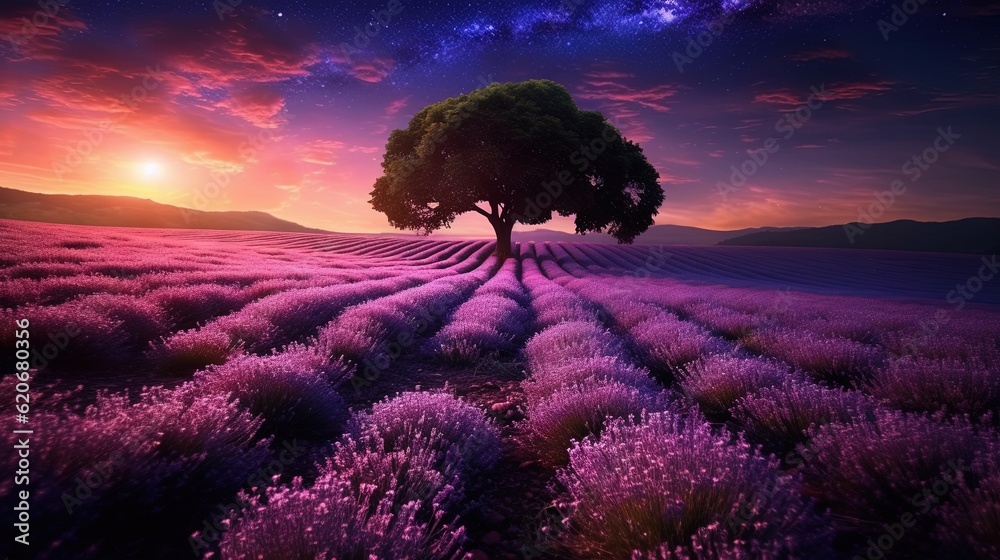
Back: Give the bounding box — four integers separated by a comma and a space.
0, 0, 998, 236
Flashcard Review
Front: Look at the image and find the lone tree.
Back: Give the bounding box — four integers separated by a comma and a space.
370, 79, 664, 260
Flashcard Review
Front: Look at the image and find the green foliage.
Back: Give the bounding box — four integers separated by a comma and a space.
369, 79, 664, 252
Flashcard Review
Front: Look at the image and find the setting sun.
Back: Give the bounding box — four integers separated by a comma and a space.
140, 161, 165, 179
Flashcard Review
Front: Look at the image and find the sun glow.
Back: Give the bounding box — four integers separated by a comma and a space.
140, 161, 165, 179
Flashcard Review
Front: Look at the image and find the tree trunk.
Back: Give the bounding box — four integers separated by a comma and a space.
493, 219, 514, 261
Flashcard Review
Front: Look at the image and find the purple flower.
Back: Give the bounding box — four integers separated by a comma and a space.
197, 353, 349, 442
556, 411, 833, 559
151, 326, 243, 372
522, 355, 659, 408
524, 320, 623, 371
520, 378, 672, 467
217, 475, 467, 560
678, 354, 790, 416
934, 445, 1000, 558
802, 408, 989, 540
347, 390, 503, 475
632, 314, 718, 372
742, 329, 885, 386
864, 356, 1000, 421
733, 379, 878, 451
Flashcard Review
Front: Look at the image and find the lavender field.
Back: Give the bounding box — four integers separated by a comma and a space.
3, 218, 1000, 560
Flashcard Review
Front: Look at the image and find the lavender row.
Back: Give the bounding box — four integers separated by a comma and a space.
524, 248, 842, 555
554, 248, 1000, 423
150, 275, 430, 373
307, 254, 500, 387
150, 245, 497, 376
427, 248, 531, 364
539, 250, 811, 422
517, 246, 668, 468
610, 275, 1000, 421
218, 390, 503, 559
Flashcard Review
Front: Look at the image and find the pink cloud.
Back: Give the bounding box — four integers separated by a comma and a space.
0, 2, 87, 61
754, 81, 895, 107
384, 96, 410, 118
218, 85, 287, 128
577, 77, 677, 112
299, 140, 345, 166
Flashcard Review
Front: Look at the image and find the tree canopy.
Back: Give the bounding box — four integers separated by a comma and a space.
369, 79, 664, 259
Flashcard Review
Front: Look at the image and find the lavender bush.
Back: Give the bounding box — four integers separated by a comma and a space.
520, 379, 671, 467
0, 386, 270, 558
864, 356, 1000, 421
150, 327, 243, 373
326, 432, 464, 517
683, 303, 757, 340
733, 379, 879, 452
429, 290, 529, 363
147, 283, 246, 329
347, 391, 503, 475
196, 353, 349, 442
4, 302, 131, 368
531, 290, 598, 328
632, 314, 718, 373
521, 355, 659, 408
802, 409, 989, 542
678, 354, 789, 416
742, 329, 885, 386
934, 446, 1000, 558
431, 322, 516, 363
555, 411, 833, 559
217, 475, 466, 560
523, 320, 623, 371
313, 273, 485, 373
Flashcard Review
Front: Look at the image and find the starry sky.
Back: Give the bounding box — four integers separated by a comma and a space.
0, 0, 997, 236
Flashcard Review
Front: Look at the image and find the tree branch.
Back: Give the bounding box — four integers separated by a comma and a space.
471, 205, 491, 218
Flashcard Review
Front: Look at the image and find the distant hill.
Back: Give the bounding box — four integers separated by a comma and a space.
0, 187, 325, 233
720, 218, 1000, 254
511, 225, 805, 246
